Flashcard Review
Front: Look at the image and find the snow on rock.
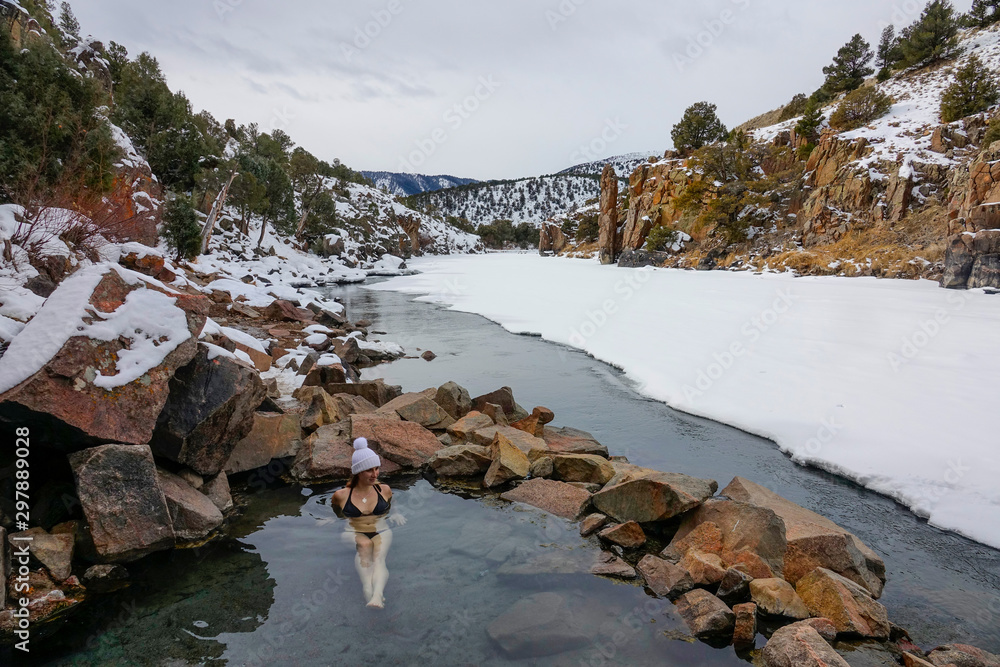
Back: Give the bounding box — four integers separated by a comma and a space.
367, 254, 411, 277
0, 264, 195, 394
372, 254, 1000, 549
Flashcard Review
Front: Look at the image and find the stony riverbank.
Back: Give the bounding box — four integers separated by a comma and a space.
0, 249, 998, 666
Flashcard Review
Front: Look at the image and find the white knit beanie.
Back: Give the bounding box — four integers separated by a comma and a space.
351, 437, 381, 474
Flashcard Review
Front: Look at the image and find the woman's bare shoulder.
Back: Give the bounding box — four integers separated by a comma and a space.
379, 484, 393, 499
331, 487, 349, 507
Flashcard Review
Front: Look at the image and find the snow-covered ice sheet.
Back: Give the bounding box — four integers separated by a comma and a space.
371, 254, 1000, 549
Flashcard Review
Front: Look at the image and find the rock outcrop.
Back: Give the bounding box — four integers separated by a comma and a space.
762, 621, 850, 667
599, 164, 620, 264
592, 471, 717, 523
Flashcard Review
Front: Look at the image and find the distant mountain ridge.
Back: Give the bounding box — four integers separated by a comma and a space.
560, 152, 657, 177
362, 171, 479, 197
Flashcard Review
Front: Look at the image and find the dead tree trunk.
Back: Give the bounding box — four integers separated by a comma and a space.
199, 170, 238, 254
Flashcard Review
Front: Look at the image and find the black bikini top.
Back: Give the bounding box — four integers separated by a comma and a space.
342, 484, 391, 518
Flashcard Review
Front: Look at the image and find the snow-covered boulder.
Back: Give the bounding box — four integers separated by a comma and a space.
0, 264, 208, 446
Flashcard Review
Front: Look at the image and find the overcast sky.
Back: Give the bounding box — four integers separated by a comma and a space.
72, 0, 974, 180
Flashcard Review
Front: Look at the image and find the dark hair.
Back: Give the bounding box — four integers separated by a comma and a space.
346, 474, 361, 488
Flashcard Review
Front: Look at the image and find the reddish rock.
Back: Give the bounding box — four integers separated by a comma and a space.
598, 521, 646, 548
302, 364, 347, 388
636, 555, 694, 599
291, 423, 354, 482
723, 477, 885, 597
350, 413, 441, 470
509, 406, 555, 437
925, 644, 1000, 666
0, 266, 205, 446
500, 478, 591, 519
68, 445, 175, 562
592, 472, 717, 523
263, 299, 314, 323
11, 528, 74, 581
667, 497, 786, 578
580, 513, 611, 537
541, 426, 609, 457
429, 444, 492, 477
750, 578, 810, 619
680, 550, 727, 587
733, 602, 758, 648
202, 473, 233, 513
598, 164, 620, 264
762, 622, 850, 667
472, 386, 528, 421
225, 412, 303, 474
321, 380, 401, 408
471, 425, 550, 458
152, 344, 267, 476
447, 411, 494, 440
378, 393, 454, 429
795, 568, 890, 639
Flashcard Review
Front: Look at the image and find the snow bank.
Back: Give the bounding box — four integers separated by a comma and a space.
371, 254, 1000, 549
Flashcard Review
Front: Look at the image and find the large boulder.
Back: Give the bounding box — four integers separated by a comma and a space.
500, 478, 591, 519
225, 412, 303, 474
0, 265, 206, 446
750, 578, 810, 619
509, 406, 555, 437
350, 413, 441, 470
152, 344, 267, 476
322, 380, 401, 408
68, 445, 174, 562
541, 426, 609, 457
722, 477, 885, 597
292, 423, 359, 482
263, 299, 314, 322
472, 387, 529, 422
636, 555, 694, 599
447, 411, 494, 440
926, 644, 1000, 666
428, 445, 492, 477
598, 521, 646, 548
795, 568, 890, 639
762, 621, 850, 667
377, 393, 454, 429
486, 593, 589, 659
675, 589, 735, 638
666, 497, 787, 578
592, 472, 718, 523
552, 454, 615, 485
434, 381, 472, 420
484, 433, 532, 488
156, 468, 224, 542
470, 425, 550, 458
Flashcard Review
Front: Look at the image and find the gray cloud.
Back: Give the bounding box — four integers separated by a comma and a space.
72, 0, 974, 179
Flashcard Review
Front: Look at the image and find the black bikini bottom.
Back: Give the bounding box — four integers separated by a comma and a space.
357, 531, 385, 540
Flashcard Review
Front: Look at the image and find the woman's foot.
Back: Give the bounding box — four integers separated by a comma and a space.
366, 595, 385, 609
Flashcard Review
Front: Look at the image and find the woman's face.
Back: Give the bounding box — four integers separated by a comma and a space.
361, 466, 380, 484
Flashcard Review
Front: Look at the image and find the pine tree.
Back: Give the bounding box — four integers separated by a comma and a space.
795, 98, 825, 141
900, 0, 961, 68
58, 2, 80, 47
822, 34, 875, 94
940, 54, 1000, 122
671, 101, 728, 154
876, 26, 902, 80
964, 0, 1000, 27
162, 197, 202, 261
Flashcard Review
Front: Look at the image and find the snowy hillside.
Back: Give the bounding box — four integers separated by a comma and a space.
560, 152, 656, 178
361, 171, 479, 197
407, 174, 599, 227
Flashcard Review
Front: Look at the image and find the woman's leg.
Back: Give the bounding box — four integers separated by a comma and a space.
367, 529, 393, 608
354, 534, 375, 602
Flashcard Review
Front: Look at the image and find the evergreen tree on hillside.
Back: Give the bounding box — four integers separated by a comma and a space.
795, 98, 825, 146
671, 102, 728, 154
964, 0, 1000, 27
900, 1, 961, 68
940, 54, 1000, 122
162, 196, 202, 261
876, 26, 903, 80
822, 34, 875, 94
58, 2, 80, 47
